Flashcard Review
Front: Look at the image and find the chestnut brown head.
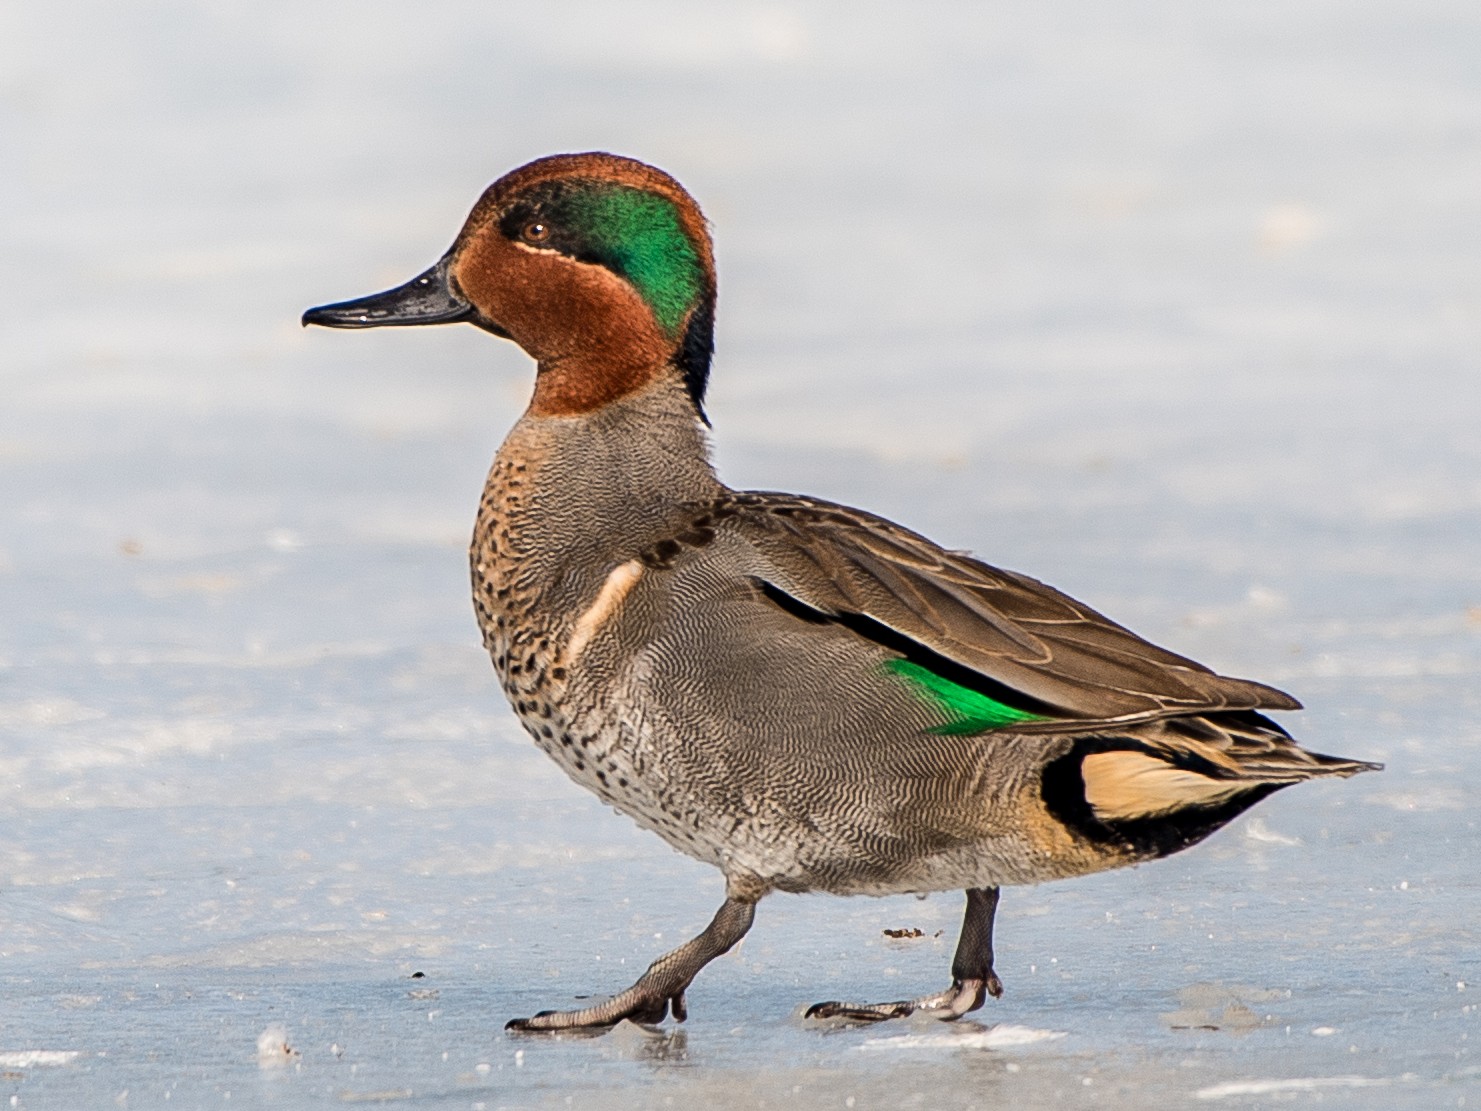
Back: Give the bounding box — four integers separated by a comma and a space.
304, 153, 717, 421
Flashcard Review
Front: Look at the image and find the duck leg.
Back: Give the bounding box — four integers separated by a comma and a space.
506, 895, 756, 1032
806, 886, 1004, 1023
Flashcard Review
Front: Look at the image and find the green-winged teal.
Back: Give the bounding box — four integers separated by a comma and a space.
304, 152, 1380, 1031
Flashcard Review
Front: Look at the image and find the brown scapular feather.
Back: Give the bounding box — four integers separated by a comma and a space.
668, 491, 1304, 730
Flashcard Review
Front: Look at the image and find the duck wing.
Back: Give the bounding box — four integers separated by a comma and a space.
644, 492, 1300, 731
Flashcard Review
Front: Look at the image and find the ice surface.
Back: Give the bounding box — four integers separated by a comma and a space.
2, 0, 1479, 1107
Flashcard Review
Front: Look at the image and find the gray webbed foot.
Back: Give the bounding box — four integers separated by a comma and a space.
505, 897, 753, 1034
805, 886, 1004, 1026
506, 986, 686, 1032
805, 974, 1002, 1024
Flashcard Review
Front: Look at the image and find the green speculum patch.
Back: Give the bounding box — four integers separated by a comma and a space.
566, 185, 705, 336
884, 658, 1049, 734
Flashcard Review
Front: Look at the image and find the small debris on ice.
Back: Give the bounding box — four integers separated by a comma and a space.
1162, 983, 1284, 1031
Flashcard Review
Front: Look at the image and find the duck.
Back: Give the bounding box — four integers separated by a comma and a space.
303, 152, 1381, 1032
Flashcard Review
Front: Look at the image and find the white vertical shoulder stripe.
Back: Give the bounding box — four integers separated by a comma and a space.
564, 560, 644, 664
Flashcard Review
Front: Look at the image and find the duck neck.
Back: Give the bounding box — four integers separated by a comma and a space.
528, 338, 672, 418
477, 371, 723, 603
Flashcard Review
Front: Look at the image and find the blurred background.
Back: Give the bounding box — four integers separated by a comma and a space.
1, 1, 1478, 1107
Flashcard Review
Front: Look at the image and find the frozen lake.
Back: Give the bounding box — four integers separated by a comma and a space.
2, 1, 1478, 1107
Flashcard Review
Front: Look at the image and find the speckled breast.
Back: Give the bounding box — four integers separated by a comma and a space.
470, 537, 694, 872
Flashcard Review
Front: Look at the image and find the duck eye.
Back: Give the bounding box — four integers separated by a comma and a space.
521, 221, 551, 244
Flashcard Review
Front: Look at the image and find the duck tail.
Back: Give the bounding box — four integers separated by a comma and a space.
1041, 711, 1381, 860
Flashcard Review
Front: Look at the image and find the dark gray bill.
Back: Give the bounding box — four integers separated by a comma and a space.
302, 256, 473, 329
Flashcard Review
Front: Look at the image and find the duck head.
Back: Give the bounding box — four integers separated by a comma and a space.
303, 152, 717, 421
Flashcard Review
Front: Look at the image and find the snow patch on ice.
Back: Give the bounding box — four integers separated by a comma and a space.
0, 1050, 80, 1068
0, 699, 106, 728
1196, 1075, 1394, 1099
1242, 817, 1300, 846
859, 1024, 1067, 1051
256, 1025, 298, 1066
